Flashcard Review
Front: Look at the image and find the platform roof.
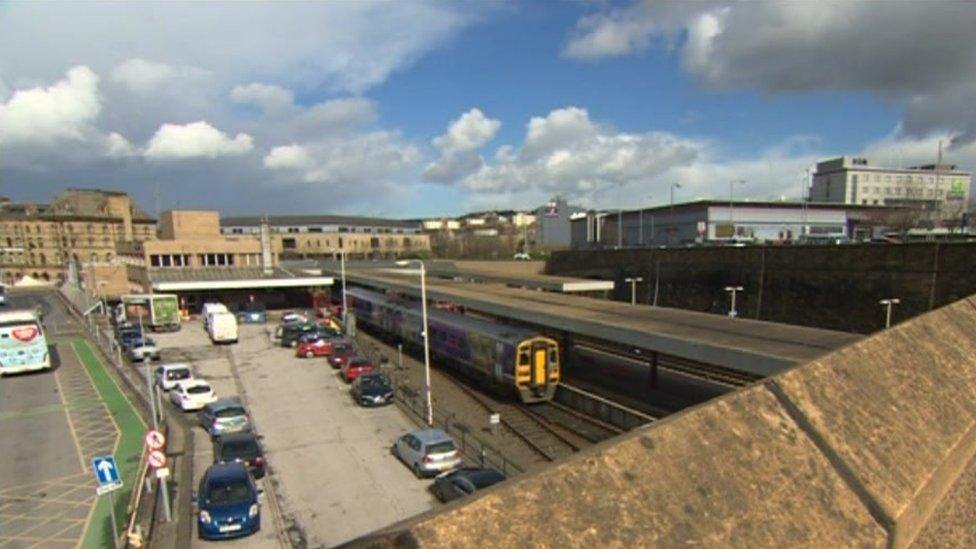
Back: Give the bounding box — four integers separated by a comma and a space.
149, 267, 333, 291
341, 269, 859, 376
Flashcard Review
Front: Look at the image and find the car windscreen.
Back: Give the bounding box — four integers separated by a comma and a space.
186, 385, 211, 394
470, 470, 505, 488
206, 479, 251, 504
426, 441, 455, 454
350, 359, 370, 367
221, 440, 260, 460
333, 344, 352, 353
359, 375, 390, 387
167, 369, 190, 380
215, 407, 246, 419
243, 303, 266, 313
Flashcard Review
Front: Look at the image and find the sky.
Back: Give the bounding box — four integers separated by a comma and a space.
2, 0, 976, 218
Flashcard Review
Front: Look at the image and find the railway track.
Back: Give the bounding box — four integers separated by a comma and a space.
440, 375, 585, 462
659, 355, 762, 387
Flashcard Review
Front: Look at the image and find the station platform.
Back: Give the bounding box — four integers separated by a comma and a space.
340, 267, 860, 377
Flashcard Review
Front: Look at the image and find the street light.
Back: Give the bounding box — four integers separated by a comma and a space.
395, 259, 433, 426
624, 277, 643, 305
339, 249, 347, 328
724, 286, 744, 319
639, 194, 652, 247
879, 298, 900, 329
668, 183, 682, 246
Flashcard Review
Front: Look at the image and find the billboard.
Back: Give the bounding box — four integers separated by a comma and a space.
544, 201, 559, 218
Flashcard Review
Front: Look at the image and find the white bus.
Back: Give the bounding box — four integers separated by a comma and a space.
0, 309, 51, 375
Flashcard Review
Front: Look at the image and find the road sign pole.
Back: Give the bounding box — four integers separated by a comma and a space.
159, 476, 172, 523
107, 489, 120, 549
143, 363, 158, 431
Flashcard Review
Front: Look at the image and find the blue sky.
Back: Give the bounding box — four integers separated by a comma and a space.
1, 1, 974, 218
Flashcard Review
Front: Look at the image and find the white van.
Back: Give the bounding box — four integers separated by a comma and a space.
202, 303, 229, 330
208, 311, 238, 344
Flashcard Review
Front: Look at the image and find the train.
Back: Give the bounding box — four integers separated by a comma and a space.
346, 287, 560, 403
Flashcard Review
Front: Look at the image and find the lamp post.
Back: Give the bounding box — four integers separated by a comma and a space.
624, 277, 644, 305
395, 259, 432, 426
724, 286, 744, 319
668, 183, 681, 246
879, 298, 900, 329
639, 194, 652, 247
339, 249, 347, 328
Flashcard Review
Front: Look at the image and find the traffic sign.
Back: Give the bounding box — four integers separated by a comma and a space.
489, 413, 500, 425
92, 455, 121, 487
155, 467, 170, 479
96, 482, 122, 496
148, 450, 167, 469
145, 430, 166, 451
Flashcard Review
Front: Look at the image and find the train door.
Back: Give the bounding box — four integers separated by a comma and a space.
531, 341, 548, 387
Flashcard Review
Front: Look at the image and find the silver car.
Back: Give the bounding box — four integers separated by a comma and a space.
199, 398, 252, 438
127, 338, 160, 362
392, 429, 462, 478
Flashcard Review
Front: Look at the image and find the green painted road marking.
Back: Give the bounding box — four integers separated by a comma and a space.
72, 340, 147, 549
0, 397, 103, 421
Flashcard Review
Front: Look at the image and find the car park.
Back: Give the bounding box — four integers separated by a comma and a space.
199, 398, 252, 438
392, 429, 462, 478
237, 302, 267, 324
341, 357, 375, 383
170, 379, 217, 411
328, 342, 357, 369
432, 467, 506, 503
155, 363, 192, 391
213, 432, 266, 479
350, 372, 394, 406
126, 337, 160, 362
196, 462, 261, 540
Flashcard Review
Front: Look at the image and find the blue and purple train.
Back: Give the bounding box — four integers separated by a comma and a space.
346, 287, 560, 403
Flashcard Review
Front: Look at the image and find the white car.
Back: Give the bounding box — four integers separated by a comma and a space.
513, 252, 531, 260
127, 338, 160, 362
169, 379, 217, 411
155, 363, 193, 391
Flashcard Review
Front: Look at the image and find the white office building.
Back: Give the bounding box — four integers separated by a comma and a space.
810, 156, 971, 221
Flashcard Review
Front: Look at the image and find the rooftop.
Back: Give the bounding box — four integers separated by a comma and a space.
220, 214, 422, 229
149, 267, 333, 291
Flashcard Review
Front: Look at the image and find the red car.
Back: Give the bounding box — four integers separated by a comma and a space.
295, 338, 335, 358
328, 342, 357, 369
341, 357, 375, 383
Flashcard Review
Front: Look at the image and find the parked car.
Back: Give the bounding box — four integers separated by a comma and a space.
237, 302, 267, 324
117, 328, 144, 350
170, 379, 217, 412
392, 429, 462, 478
513, 252, 531, 260
280, 323, 325, 348
196, 462, 261, 540
350, 372, 394, 406
328, 342, 357, 369
295, 337, 340, 358
155, 363, 192, 391
202, 303, 229, 329
341, 357, 375, 383
126, 338, 160, 362
280, 310, 309, 324
199, 398, 252, 438
432, 467, 506, 503
213, 432, 266, 479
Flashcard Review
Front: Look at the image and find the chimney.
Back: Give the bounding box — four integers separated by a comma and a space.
260, 216, 273, 275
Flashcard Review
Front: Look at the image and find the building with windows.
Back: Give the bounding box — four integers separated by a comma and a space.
535, 197, 586, 248
810, 156, 971, 223
0, 188, 156, 286
220, 215, 429, 259
571, 200, 895, 249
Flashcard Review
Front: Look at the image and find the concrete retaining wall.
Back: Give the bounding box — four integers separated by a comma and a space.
352, 293, 976, 547
547, 242, 976, 333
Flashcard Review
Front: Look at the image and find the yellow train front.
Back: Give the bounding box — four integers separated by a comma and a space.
513, 336, 560, 403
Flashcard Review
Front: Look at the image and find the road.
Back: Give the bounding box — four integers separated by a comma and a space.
0, 290, 119, 549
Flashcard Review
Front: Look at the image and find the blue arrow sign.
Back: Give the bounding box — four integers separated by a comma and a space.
92, 455, 120, 486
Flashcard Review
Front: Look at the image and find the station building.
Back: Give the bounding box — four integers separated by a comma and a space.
0, 188, 156, 286
571, 200, 895, 249
220, 214, 430, 259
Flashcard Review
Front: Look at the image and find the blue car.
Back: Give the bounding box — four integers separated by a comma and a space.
197, 462, 261, 540
237, 303, 267, 324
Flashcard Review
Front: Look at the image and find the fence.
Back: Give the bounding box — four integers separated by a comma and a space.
352, 334, 525, 477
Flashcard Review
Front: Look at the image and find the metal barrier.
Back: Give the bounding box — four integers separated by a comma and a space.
353, 335, 525, 477
554, 383, 656, 431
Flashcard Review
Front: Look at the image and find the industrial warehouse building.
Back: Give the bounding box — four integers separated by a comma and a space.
571, 200, 895, 249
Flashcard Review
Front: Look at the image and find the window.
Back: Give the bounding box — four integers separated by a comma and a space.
150, 255, 161, 267
370, 237, 380, 249
282, 238, 296, 250
308, 227, 322, 233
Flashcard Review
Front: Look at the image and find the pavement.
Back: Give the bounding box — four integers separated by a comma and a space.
150, 319, 435, 547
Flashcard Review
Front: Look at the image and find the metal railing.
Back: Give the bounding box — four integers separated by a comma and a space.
352, 335, 525, 477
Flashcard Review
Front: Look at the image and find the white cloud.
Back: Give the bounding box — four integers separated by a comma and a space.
263, 144, 312, 170
104, 132, 136, 158
424, 108, 501, 182
455, 107, 702, 201
0, 66, 100, 145
230, 83, 295, 114
144, 121, 253, 160
110, 58, 202, 94
564, 1, 976, 143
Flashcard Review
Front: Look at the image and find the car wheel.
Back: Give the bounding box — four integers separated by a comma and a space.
412, 462, 423, 479
305, 351, 314, 358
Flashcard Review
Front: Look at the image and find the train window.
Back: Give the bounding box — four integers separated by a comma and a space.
549, 350, 557, 364
518, 351, 529, 366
